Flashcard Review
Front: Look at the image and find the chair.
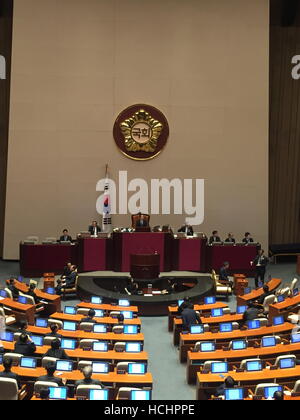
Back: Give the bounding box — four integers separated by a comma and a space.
0, 307, 16, 326
76, 384, 102, 399
4, 288, 13, 300
41, 357, 59, 368
274, 355, 296, 367
114, 342, 126, 352
117, 387, 144, 400
116, 362, 131, 373
43, 336, 59, 347
77, 308, 90, 316
78, 360, 93, 371
253, 317, 268, 327
62, 276, 79, 300
110, 311, 121, 318
79, 339, 98, 350
290, 278, 299, 292
112, 325, 124, 334
254, 383, 278, 397
211, 270, 232, 298
202, 361, 222, 373
0, 378, 21, 400
34, 381, 58, 395
240, 358, 262, 370
19, 293, 44, 313
222, 307, 231, 315
131, 213, 150, 229
288, 310, 300, 324
3, 353, 23, 366
291, 380, 300, 395
13, 332, 22, 342
48, 319, 63, 329
263, 295, 276, 313
79, 322, 94, 333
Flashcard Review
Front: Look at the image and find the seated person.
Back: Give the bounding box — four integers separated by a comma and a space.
14, 333, 36, 356
39, 388, 50, 400
37, 362, 64, 387
26, 283, 41, 304
0, 357, 21, 389
44, 339, 68, 360
181, 303, 202, 330
7, 278, 19, 299
219, 262, 232, 286
164, 279, 176, 294
45, 324, 62, 339
81, 309, 97, 324
242, 302, 265, 325
125, 279, 139, 295
17, 320, 28, 334
59, 229, 73, 243
61, 262, 72, 279
213, 376, 237, 398
224, 233, 235, 243
178, 223, 194, 236
178, 297, 193, 315
256, 284, 273, 305
117, 314, 125, 325
273, 391, 284, 401
57, 266, 77, 294
88, 221, 101, 236
135, 213, 148, 228
74, 366, 103, 390
208, 230, 221, 244
242, 232, 254, 244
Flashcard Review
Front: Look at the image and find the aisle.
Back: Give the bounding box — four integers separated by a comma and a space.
141, 316, 195, 401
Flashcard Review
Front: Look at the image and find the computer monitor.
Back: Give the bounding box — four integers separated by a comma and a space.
0, 355, 3, 365
91, 296, 102, 304
125, 342, 142, 353
178, 300, 184, 307
124, 325, 138, 334
224, 388, 244, 401
18, 276, 24, 283
293, 288, 299, 297
0, 290, 7, 298
118, 299, 130, 307
279, 358, 295, 369
245, 360, 262, 372
220, 323, 233, 333
273, 316, 284, 326
258, 281, 263, 288
247, 320, 260, 330
291, 333, 300, 344
31, 335, 44, 347
231, 340, 247, 350
128, 363, 147, 375
237, 306, 247, 314
261, 336, 276, 347
199, 342, 215, 352
277, 295, 285, 303
0, 332, 14, 342
131, 390, 151, 401
63, 321, 77, 332
20, 357, 37, 369
211, 362, 228, 374
244, 287, 251, 295
93, 324, 107, 333
35, 318, 48, 328
211, 308, 223, 317
18, 296, 28, 304
204, 297, 216, 305
92, 341, 109, 352
190, 325, 204, 334
61, 339, 76, 350
64, 306, 77, 315
264, 386, 283, 399
92, 362, 109, 374
56, 360, 73, 372
94, 310, 104, 318
45, 288, 56, 295
49, 387, 68, 400
121, 311, 133, 320
89, 389, 109, 401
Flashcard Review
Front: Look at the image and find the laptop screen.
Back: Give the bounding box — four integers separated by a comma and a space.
204, 297, 216, 305
93, 324, 107, 333
128, 363, 146, 375
31, 335, 44, 346
45, 288, 55, 295
190, 325, 204, 334
244, 287, 251, 295
237, 306, 247, 314
0, 290, 7, 298
20, 357, 37, 369
232, 340, 247, 350
56, 360, 73, 372
125, 342, 142, 353
121, 311, 133, 320
279, 358, 295, 369
0, 332, 14, 342
64, 306, 77, 315
224, 388, 244, 401
264, 386, 283, 399
18, 296, 28, 304
92, 362, 109, 374
246, 361, 262, 372
178, 300, 184, 307
89, 389, 109, 401
247, 320, 260, 330
61, 339, 76, 350
94, 310, 104, 318
211, 362, 228, 374
220, 323, 233, 333
131, 390, 151, 401
49, 387, 68, 400
124, 325, 138, 334
291, 333, 300, 344
277, 295, 285, 303
91, 296, 102, 304
35, 318, 48, 328
211, 308, 223, 317
92, 341, 109, 352
63, 321, 77, 331
273, 316, 284, 326
261, 336, 276, 347
118, 299, 130, 307
200, 342, 215, 352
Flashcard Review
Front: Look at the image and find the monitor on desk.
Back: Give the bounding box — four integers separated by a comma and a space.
273, 316, 284, 326
125, 342, 142, 353
94, 309, 104, 318
224, 388, 244, 401
131, 390, 151, 401
63, 321, 77, 332
277, 295, 285, 303
237, 306, 247, 314
293, 288, 299, 297
92, 362, 110, 374
204, 297, 216, 305
93, 324, 107, 333
247, 320, 261, 330
45, 288, 56, 295
18, 296, 28, 304
128, 363, 147, 375
56, 360, 73, 372
121, 311, 133, 320
211, 308, 223, 317
243, 287, 251, 295
89, 389, 109, 401
92, 341, 109, 352
0, 332, 14, 342
61, 339, 77, 350
245, 360, 262, 372
31, 335, 44, 347
279, 357, 295, 369
35, 318, 48, 328
264, 386, 283, 399
0, 290, 7, 298
231, 340, 247, 350
190, 325, 204, 334
219, 323, 233, 333
20, 357, 37, 369
261, 336, 276, 348
91, 296, 102, 304
64, 306, 77, 315
211, 362, 228, 374
291, 333, 300, 344
124, 325, 138, 334
118, 299, 130, 307
49, 387, 68, 400
200, 342, 215, 352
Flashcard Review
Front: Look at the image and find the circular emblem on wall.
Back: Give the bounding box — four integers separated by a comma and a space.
113, 104, 169, 161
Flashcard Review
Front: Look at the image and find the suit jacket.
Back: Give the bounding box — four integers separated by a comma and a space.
59, 235, 72, 242
242, 307, 261, 322
0, 371, 21, 389
242, 237, 254, 243
225, 237, 236, 243
37, 375, 64, 387
65, 271, 77, 287
209, 236, 221, 244
181, 308, 202, 330
88, 226, 101, 235
14, 342, 36, 356
75, 378, 103, 389
136, 219, 148, 227
178, 226, 194, 236
8, 285, 19, 299
253, 255, 269, 267
219, 266, 229, 281
44, 348, 68, 360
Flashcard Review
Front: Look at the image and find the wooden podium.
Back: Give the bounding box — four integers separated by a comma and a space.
130, 253, 160, 281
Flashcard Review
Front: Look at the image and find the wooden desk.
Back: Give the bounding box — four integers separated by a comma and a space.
179, 323, 294, 363
168, 302, 228, 332
187, 342, 300, 384
77, 303, 139, 313
0, 298, 36, 325
49, 312, 141, 326
13, 281, 61, 313
196, 366, 300, 400
236, 278, 282, 306
269, 294, 300, 322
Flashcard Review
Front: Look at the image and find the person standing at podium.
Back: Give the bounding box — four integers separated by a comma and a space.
59, 229, 73, 243
88, 221, 101, 236
178, 223, 194, 236
209, 230, 221, 244
136, 213, 148, 228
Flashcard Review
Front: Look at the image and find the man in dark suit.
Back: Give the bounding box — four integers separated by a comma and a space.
61, 262, 72, 279
178, 297, 193, 315
242, 302, 264, 325
14, 333, 36, 356
44, 339, 68, 360
0, 357, 21, 388
256, 284, 273, 305
225, 233, 236, 243
74, 366, 103, 390
45, 324, 62, 339
59, 229, 73, 243
242, 232, 254, 244
7, 278, 19, 300
213, 376, 237, 398
64, 265, 77, 287
181, 303, 202, 330
251, 249, 269, 287
135, 213, 148, 228
209, 230, 221, 244
219, 262, 232, 286
88, 221, 101, 236
178, 223, 194, 236
81, 309, 97, 324
37, 362, 64, 387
